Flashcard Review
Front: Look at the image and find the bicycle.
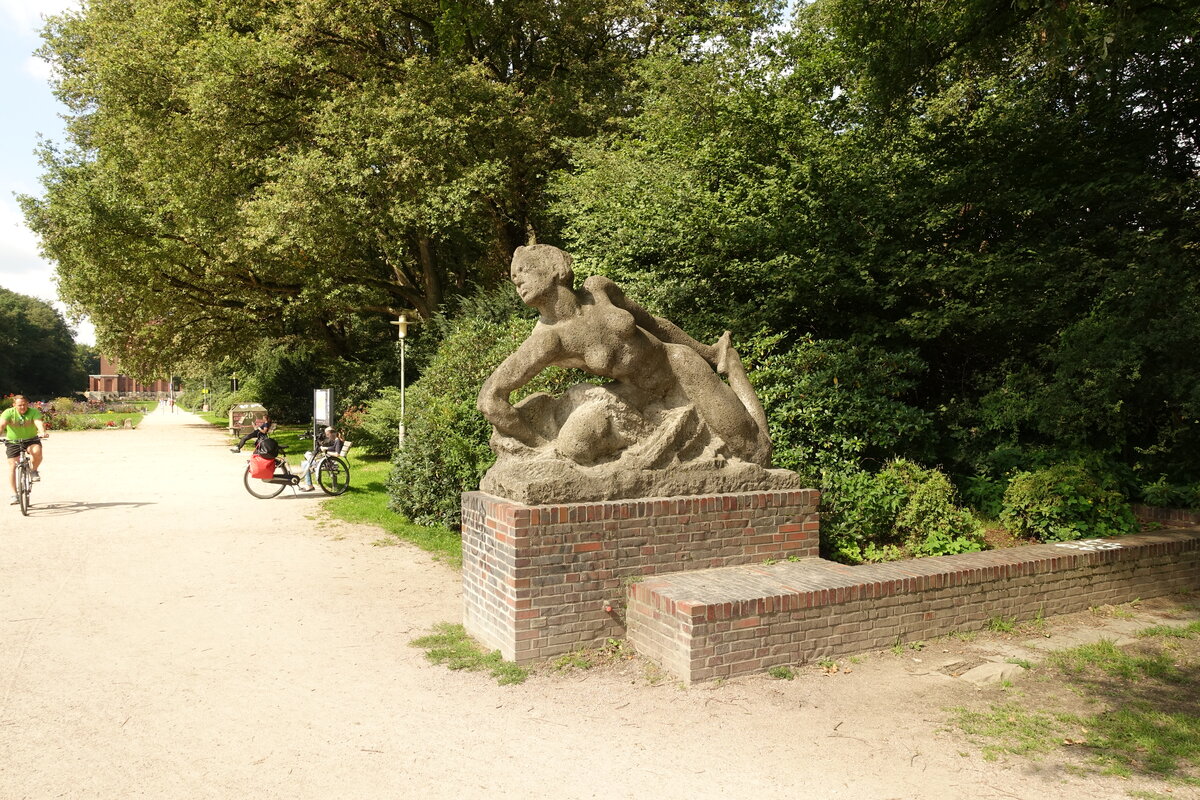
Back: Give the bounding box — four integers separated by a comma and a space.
242, 447, 350, 499
302, 445, 351, 496
2, 437, 38, 516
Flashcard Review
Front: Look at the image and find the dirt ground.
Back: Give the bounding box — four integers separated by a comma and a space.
1, 406, 1196, 799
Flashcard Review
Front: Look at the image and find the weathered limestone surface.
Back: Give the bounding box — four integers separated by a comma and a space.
477, 244, 799, 504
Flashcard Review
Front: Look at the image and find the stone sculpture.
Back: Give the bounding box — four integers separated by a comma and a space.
477, 244, 803, 504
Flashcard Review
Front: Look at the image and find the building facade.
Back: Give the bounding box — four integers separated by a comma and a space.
87, 356, 171, 398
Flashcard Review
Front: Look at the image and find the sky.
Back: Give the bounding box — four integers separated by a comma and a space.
0, 0, 94, 345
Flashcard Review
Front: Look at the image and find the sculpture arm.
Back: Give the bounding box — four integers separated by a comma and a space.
477, 331, 559, 446
583, 275, 718, 365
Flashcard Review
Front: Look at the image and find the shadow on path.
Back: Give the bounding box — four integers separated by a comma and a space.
23, 500, 157, 516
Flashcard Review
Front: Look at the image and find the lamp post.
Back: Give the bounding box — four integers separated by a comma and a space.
391, 314, 409, 448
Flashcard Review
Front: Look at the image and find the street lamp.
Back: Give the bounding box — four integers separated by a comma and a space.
391, 314, 410, 448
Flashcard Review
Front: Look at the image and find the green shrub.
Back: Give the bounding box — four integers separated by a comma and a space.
387, 389, 493, 528
1000, 463, 1137, 542
385, 284, 591, 527
748, 334, 932, 477
1139, 475, 1183, 508
821, 458, 985, 564
1184, 483, 1200, 510
957, 473, 1007, 519
338, 387, 405, 458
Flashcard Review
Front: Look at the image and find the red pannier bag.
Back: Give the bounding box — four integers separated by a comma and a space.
249, 454, 276, 480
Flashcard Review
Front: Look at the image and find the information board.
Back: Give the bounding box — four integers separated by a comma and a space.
313, 389, 332, 425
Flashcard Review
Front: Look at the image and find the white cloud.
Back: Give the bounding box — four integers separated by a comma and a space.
0, 204, 96, 345
0, 0, 80, 37
23, 52, 53, 82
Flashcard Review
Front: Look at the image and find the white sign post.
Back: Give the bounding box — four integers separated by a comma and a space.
313, 389, 332, 425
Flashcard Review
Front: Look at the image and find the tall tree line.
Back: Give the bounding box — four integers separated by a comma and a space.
24, 0, 1200, 483
555, 0, 1200, 482
0, 288, 94, 397
23, 0, 777, 376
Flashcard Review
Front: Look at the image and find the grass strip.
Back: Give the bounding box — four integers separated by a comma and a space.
952, 703, 1068, 760
320, 450, 462, 567
1048, 639, 1183, 683
411, 623, 527, 685
194, 410, 463, 566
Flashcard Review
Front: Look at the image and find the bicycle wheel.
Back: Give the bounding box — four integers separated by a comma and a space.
316, 455, 350, 496
16, 462, 30, 516
243, 462, 286, 499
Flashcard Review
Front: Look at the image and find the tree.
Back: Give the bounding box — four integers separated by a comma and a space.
0, 289, 86, 397
553, 0, 1200, 480
23, 0, 779, 375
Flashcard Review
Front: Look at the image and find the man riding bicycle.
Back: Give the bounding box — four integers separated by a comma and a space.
1, 394, 48, 505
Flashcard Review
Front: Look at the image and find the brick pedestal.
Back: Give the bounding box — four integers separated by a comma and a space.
461, 489, 820, 663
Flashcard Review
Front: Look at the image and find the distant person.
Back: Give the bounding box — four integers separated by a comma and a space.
1, 394, 49, 504
231, 415, 273, 452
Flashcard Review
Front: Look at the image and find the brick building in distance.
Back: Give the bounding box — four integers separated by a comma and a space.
86, 355, 171, 399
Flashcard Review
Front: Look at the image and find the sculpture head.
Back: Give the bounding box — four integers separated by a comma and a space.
511, 245, 573, 306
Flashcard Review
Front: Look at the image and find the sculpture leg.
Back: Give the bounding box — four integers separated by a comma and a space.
664, 343, 771, 466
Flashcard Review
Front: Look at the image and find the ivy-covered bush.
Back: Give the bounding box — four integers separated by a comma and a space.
820, 459, 984, 564
1000, 463, 1137, 542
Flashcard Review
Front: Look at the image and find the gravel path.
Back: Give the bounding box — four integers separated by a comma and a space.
0, 406, 1183, 798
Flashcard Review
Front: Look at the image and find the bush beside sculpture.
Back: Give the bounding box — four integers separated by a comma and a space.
1000, 463, 1137, 542
820, 459, 984, 563
385, 284, 588, 527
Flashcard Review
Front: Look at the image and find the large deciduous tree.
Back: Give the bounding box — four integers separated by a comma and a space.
554, 0, 1200, 479
0, 289, 86, 397
24, 0, 779, 375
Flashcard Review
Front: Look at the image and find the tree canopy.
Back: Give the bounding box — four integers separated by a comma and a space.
23, 0, 778, 375
0, 288, 88, 397
554, 0, 1200, 482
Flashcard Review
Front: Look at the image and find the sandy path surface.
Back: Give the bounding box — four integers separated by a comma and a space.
0, 407, 1187, 799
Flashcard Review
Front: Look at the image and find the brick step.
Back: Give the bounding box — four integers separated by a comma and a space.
625, 529, 1200, 684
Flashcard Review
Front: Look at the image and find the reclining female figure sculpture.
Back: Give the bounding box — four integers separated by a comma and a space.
477, 244, 797, 503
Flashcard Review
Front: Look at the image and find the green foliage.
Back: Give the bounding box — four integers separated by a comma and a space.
747, 334, 932, 477
767, 665, 796, 680
337, 387, 404, 459
0, 288, 86, 397
820, 459, 984, 564
957, 474, 1007, 520
385, 284, 590, 527
1140, 476, 1184, 509
410, 623, 528, 685
387, 390, 493, 529
554, 1, 1200, 490
25, 0, 775, 374
1137, 477, 1200, 510
1000, 463, 1137, 542
244, 343, 326, 423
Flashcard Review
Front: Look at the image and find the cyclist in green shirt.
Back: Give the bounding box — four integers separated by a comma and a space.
1, 395, 48, 505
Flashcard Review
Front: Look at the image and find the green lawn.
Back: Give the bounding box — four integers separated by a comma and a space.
195, 410, 462, 566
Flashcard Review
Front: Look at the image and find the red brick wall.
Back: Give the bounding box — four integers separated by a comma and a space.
1133, 504, 1200, 526
627, 530, 1200, 683
461, 489, 820, 663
